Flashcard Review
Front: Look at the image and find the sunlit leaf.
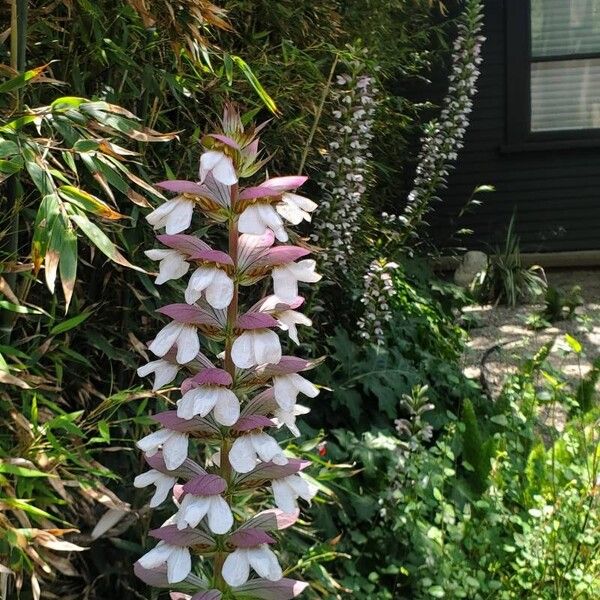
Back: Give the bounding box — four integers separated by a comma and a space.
232, 55, 278, 114
58, 185, 125, 220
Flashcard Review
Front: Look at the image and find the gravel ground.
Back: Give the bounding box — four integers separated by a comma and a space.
461, 269, 600, 403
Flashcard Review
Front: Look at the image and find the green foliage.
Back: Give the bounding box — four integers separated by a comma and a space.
381, 339, 600, 599
474, 217, 547, 307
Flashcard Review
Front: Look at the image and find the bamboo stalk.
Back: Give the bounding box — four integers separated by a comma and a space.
1, 0, 28, 344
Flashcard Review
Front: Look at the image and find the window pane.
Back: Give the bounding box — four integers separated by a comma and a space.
531, 0, 600, 57
531, 58, 600, 130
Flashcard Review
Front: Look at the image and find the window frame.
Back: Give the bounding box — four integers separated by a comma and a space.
505, 0, 600, 149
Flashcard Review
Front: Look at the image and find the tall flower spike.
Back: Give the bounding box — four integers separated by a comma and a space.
134, 106, 320, 598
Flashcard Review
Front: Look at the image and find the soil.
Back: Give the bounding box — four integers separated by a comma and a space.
461, 269, 600, 415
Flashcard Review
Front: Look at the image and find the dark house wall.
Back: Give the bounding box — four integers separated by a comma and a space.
431, 0, 600, 254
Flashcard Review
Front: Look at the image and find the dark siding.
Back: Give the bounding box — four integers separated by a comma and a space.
431, 0, 600, 253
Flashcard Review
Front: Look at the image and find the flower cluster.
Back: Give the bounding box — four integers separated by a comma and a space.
134, 106, 321, 599
398, 0, 484, 244
312, 67, 378, 271
356, 259, 398, 345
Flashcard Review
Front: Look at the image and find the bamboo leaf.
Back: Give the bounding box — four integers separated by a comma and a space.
58, 185, 125, 220
232, 55, 278, 114
44, 217, 65, 293
59, 225, 77, 311
50, 311, 91, 335
68, 212, 144, 272
0, 65, 49, 94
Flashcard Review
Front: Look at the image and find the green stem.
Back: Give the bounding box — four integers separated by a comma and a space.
214, 185, 240, 592
297, 54, 339, 175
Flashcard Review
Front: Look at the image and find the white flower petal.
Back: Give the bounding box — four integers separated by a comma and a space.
272, 267, 299, 302
251, 433, 287, 465
207, 495, 234, 534
150, 474, 177, 508
247, 545, 283, 581
165, 200, 194, 235
212, 388, 240, 426
149, 322, 184, 358
273, 376, 300, 411
163, 432, 189, 470
175, 325, 200, 364
222, 549, 250, 587
238, 205, 266, 235
252, 329, 282, 366
231, 331, 255, 369
271, 478, 297, 513
185, 267, 216, 304
166, 546, 192, 583
177, 494, 210, 529
136, 429, 172, 456
205, 270, 234, 310
133, 469, 160, 488
138, 541, 171, 569
229, 436, 258, 473
212, 154, 238, 186
146, 200, 177, 229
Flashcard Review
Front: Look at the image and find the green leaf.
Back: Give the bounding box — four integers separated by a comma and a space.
59, 185, 124, 220
26, 160, 55, 196
45, 216, 65, 293
564, 334, 582, 354
59, 225, 78, 311
0, 301, 41, 314
0, 463, 54, 478
97, 421, 110, 443
50, 312, 91, 335
232, 55, 278, 114
68, 211, 144, 272
0, 497, 55, 520
0, 65, 48, 94
32, 194, 61, 272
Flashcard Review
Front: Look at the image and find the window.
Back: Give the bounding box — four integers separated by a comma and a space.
506, 0, 600, 147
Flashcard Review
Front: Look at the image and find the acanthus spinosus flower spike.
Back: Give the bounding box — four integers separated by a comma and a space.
135, 104, 321, 597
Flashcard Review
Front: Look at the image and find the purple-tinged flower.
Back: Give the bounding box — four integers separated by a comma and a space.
276, 192, 317, 225
231, 330, 282, 368
134, 469, 177, 507
137, 428, 189, 471
137, 358, 180, 390
229, 432, 288, 473
146, 197, 195, 235
185, 266, 234, 309
232, 578, 308, 600
199, 150, 238, 186
145, 249, 190, 284
222, 544, 282, 587
177, 385, 240, 426
271, 260, 321, 303
175, 474, 233, 534
149, 321, 200, 364
137, 541, 191, 584
271, 474, 318, 514
273, 373, 319, 411
272, 404, 310, 437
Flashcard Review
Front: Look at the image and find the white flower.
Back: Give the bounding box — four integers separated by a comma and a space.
138, 541, 191, 584
272, 260, 321, 303
176, 386, 240, 426
273, 373, 319, 411
149, 322, 200, 365
199, 150, 237, 186
222, 544, 282, 587
134, 469, 177, 508
272, 404, 310, 437
238, 204, 288, 242
175, 493, 233, 534
145, 249, 189, 285
146, 197, 194, 235
185, 266, 234, 309
276, 193, 317, 225
137, 429, 188, 471
229, 433, 288, 473
231, 329, 282, 369
277, 310, 312, 345
271, 474, 318, 513
137, 359, 179, 391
